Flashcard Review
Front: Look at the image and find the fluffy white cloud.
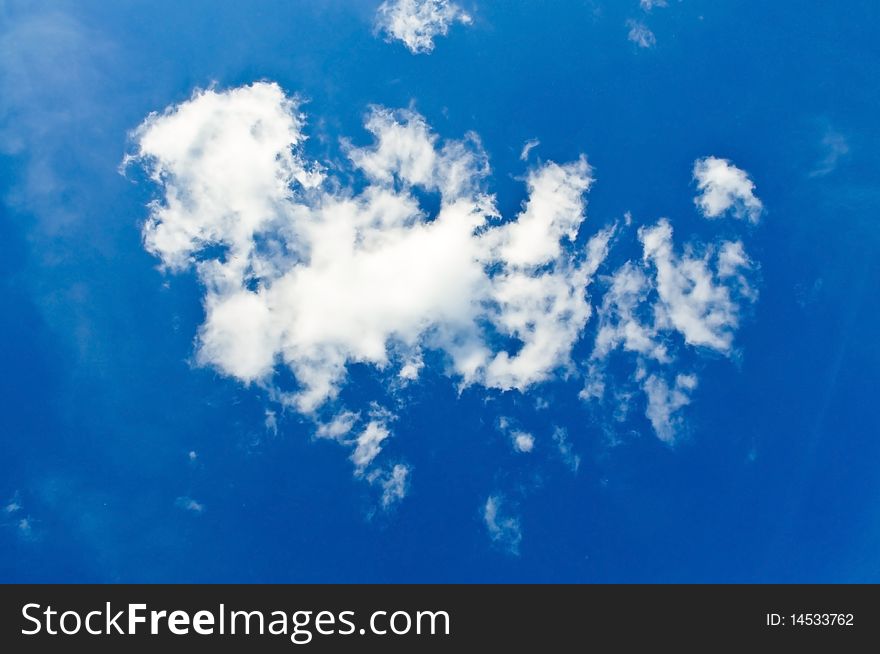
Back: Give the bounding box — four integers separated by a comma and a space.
399, 354, 424, 380
512, 431, 535, 453
483, 495, 521, 554
627, 20, 656, 48
132, 84, 606, 411
131, 81, 609, 485
376, 0, 472, 54
130, 82, 322, 274
693, 156, 763, 222
497, 417, 534, 453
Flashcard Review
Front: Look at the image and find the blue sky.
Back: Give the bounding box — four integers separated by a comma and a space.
1, 0, 878, 582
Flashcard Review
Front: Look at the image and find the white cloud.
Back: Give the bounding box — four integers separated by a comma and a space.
519, 138, 540, 161
483, 495, 521, 554
640, 219, 744, 353
716, 240, 749, 278
131, 82, 607, 421
376, 0, 472, 54
315, 410, 360, 440
377, 463, 410, 507
716, 239, 756, 301
586, 205, 758, 441
592, 260, 668, 362
399, 354, 424, 380
627, 20, 656, 48
350, 420, 392, 473
512, 431, 535, 453
642, 372, 697, 443
130, 82, 322, 275
497, 417, 534, 453
693, 156, 763, 222
489, 157, 593, 267
313, 406, 405, 501
132, 83, 762, 479
593, 217, 753, 360
579, 361, 606, 401
483, 222, 612, 392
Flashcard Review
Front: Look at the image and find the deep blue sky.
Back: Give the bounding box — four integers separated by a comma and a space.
1, 0, 879, 582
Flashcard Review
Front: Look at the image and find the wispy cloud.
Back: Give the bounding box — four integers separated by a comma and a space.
627, 19, 656, 48
519, 138, 540, 161
0, 11, 115, 233
552, 427, 580, 473
175, 496, 205, 514
351, 421, 392, 473
17, 517, 35, 540
640, 0, 668, 11
4, 492, 22, 514
809, 129, 849, 177
584, 172, 759, 442
642, 371, 697, 443
483, 495, 522, 554
264, 409, 278, 436
2, 492, 37, 541
377, 464, 410, 507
